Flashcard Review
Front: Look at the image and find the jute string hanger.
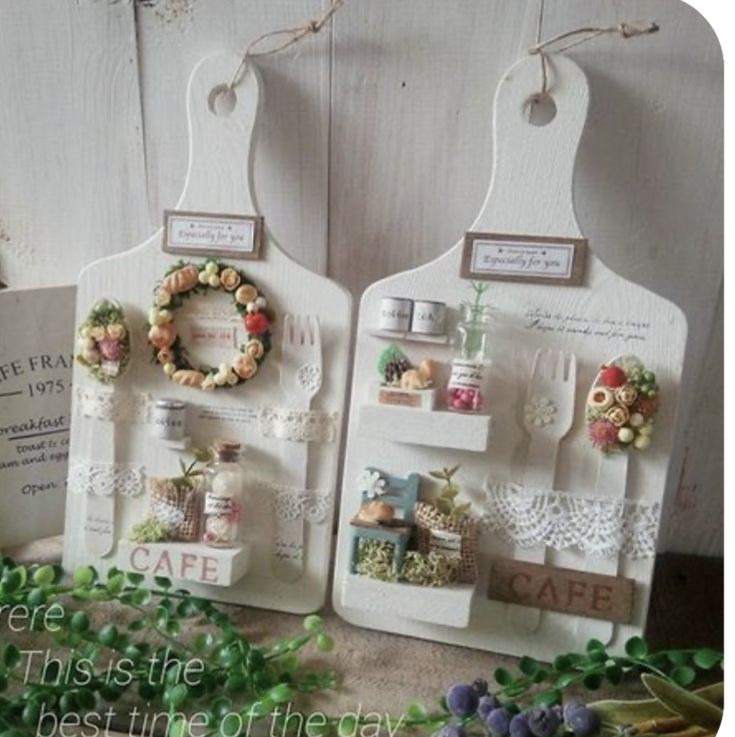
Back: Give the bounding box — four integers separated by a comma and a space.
221, 0, 658, 99
529, 0, 659, 101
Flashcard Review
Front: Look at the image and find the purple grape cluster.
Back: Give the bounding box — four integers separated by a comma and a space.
563, 702, 601, 736
443, 682, 601, 737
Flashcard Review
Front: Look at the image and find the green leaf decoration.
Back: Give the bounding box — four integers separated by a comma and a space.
624, 636, 648, 659
166, 683, 189, 709
582, 673, 604, 690
2, 645, 21, 670
338, 716, 358, 737
670, 666, 697, 687
692, 647, 723, 670
519, 656, 539, 677
532, 690, 562, 706
406, 703, 429, 721
641, 674, 723, 731
586, 638, 606, 653
494, 667, 513, 686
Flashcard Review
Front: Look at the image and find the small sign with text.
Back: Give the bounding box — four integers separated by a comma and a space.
461, 232, 587, 286
164, 210, 263, 259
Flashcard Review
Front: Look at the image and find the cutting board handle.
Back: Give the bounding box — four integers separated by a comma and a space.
470, 53, 589, 238
176, 51, 261, 217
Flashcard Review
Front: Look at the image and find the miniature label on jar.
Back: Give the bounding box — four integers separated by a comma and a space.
164, 210, 263, 259
205, 494, 234, 515
447, 359, 483, 390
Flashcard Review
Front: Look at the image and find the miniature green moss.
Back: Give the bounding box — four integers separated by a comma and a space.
356, 539, 459, 587
128, 517, 174, 543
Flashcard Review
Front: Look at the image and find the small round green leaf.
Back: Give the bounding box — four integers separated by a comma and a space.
338, 716, 358, 737
671, 666, 697, 688
693, 648, 722, 670
73, 566, 97, 587
3, 644, 21, 670
582, 673, 603, 690
167, 683, 189, 709
494, 667, 513, 686
519, 656, 539, 676
532, 689, 562, 706
406, 703, 428, 721
70, 611, 90, 633
98, 624, 119, 647
625, 636, 649, 659
32, 564, 57, 587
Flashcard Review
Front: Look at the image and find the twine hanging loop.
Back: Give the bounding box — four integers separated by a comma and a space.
227, 0, 345, 91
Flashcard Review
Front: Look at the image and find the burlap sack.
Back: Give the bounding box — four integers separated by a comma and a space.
148, 477, 201, 542
414, 501, 479, 583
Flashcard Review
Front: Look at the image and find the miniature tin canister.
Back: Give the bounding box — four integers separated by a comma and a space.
411, 300, 446, 335
151, 399, 186, 441
379, 297, 413, 332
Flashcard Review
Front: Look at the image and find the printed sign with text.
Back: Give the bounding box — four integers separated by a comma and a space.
164, 210, 263, 259
462, 232, 587, 285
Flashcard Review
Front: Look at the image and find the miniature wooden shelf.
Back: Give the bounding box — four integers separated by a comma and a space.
117, 540, 251, 587
367, 328, 450, 345
341, 574, 477, 628
358, 404, 491, 452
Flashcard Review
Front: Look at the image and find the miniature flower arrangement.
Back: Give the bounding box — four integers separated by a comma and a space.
586, 356, 659, 452
415, 465, 480, 583
147, 259, 274, 391
75, 299, 131, 382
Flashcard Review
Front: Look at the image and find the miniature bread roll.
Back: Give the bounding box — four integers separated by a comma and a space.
172, 369, 205, 388
163, 264, 199, 294
358, 501, 395, 523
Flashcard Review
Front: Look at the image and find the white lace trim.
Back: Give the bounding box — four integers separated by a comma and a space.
68, 457, 145, 498
256, 481, 332, 523
258, 406, 338, 443
73, 386, 151, 423
481, 482, 660, 560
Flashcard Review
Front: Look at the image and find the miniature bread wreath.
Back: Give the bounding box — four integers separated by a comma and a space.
147, 260, 274, 391
586, 355, 660, 452
75, 299, 131, 383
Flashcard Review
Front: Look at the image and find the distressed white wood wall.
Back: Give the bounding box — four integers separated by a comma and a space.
0, 0, 722, 555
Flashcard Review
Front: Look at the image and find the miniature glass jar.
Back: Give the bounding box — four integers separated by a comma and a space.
151, 399, 186, 441
202, 439, 246, 548
446, 302, 493, 413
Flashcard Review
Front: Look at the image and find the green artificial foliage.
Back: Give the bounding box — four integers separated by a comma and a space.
0, 559, 723, 737
428, 465, 472, 519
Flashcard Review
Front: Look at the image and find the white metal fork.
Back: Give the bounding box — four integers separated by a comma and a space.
506, 348, 577, 633
273, 314, 323, 581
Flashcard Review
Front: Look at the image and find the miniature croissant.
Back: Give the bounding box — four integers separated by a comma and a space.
163, 264, 199, 295
172, 369, 205, 388
400, 359, 437, 390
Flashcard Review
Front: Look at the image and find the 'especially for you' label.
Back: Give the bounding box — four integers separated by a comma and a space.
164, 210, 262, 258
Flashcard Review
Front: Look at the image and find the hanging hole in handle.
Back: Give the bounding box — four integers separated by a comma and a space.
208, 84, 237, 117
524, 93, 557, 126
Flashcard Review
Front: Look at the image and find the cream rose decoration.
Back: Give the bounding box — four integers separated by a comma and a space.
220, 268, 241, 291
245, 339, 264, 360
233, 353, 258, 380
106, 324, 126, 340
235, 284, 259, 305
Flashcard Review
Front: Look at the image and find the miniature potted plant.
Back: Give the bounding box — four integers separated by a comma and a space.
129, 448, 212, 543
414, 465, 480, 583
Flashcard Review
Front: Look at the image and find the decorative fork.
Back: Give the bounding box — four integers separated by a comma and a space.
506, 348, 577, 633
273, 314, 323, 581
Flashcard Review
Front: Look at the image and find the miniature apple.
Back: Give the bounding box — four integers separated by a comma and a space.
600, 364, 627, 388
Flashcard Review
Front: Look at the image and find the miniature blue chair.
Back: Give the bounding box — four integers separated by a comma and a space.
349, 468, 420, 575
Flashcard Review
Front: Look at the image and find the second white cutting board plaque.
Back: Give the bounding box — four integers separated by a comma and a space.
333, 54, 686, 658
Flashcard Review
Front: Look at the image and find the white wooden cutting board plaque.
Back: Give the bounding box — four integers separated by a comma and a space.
0, 286, 75, 547
333, 55, 687, 657
62, 53, 352, 613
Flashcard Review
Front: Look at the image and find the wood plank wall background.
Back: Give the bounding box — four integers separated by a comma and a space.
0, 0, 723, 555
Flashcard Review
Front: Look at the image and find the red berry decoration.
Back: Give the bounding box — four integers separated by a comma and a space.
245, 312, 271, 336
599, 364, 627, 388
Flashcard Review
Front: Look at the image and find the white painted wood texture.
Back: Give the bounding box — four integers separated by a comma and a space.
62, 52, 352, 613
0, 0, 722, 556
333, 54, 687, 657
